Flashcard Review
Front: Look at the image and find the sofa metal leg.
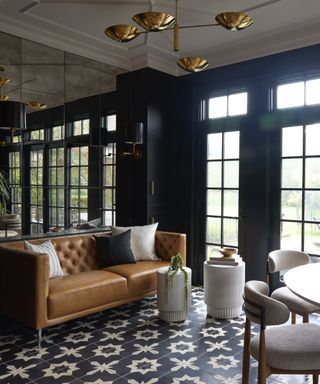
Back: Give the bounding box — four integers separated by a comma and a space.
38, 328, 42, 349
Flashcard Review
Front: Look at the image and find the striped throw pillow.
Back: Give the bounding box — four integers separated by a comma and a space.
25, 240, 64, 278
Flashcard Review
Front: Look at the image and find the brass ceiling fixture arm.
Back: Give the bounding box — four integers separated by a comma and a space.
104, 0, 254, 72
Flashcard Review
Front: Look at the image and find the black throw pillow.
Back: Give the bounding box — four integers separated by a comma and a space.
94, 230, 136, 268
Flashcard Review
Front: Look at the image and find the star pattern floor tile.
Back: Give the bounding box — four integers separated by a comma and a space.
0, 286, 319, 384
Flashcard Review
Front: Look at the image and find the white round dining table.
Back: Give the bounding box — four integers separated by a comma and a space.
284, 262, 320, 307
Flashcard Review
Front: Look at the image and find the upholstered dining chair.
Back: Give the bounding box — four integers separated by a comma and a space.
268, 249, 320, 324
242, 280, 320, 384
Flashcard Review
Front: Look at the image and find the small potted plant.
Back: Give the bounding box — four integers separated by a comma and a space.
165, 253, 189, 307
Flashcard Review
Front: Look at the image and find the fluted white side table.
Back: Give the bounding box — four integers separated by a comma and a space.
204, 259, 245, 319
157, 266, 192, 322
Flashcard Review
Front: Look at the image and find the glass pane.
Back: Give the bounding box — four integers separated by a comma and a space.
306, 123, 320, 156
206, 217, 221, 243
57, 188, 64, 207
49, 189, 57, 206
31, 188, 37, 204
80, 147, 89, 165
30, 169, 37, 185
306, 79, 320, 106
281, 190, 302, 221
207, 133, 222, 160
206, 244, 221, 259
73, 120, 82, 136
82, 119, 90, 135
223, 218, 238, 246
107, 115, 116, 131
207, 190, 221, 216
305, 191, 320, 221
57, 149, 64, 166
223, 190, 238, 217
80, 167, 88, 186
228, 92, 247, 116
277, 82, 304, 109
57, 168, 64, 185
224, 161, 239, 188
70, 167, 79, 186
304, 223, 320, 255
305, 158, 320, 188
104, 166, 113, 186
57, 209, 64, 226
207, 161, 221, 188
208, 96, 227, 118
282, 126, 303, 157
49, 168, 56, 185
70, 147, 80, 165
70, 209, 79, 224
280, 221, 301, 250
104, 189, 113, 209
224, 131, 239, 159
281, 159, 302, 188
104, 210, 113, 226
79, 189, 88, 207
79, 209, 88, 223
49, 208, 56, 225
70, 189, 79, 207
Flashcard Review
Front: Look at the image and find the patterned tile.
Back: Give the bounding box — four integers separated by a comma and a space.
0, 287, 319, 384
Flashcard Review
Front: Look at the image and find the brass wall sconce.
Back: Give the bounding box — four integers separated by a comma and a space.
104, 0, 254, 73
120, 121, 144, 160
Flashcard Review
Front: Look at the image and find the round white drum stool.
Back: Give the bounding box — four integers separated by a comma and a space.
157, 266, 192, 322
204, 260, 245, 318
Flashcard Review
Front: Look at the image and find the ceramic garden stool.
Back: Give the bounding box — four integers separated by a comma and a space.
204, 260, 245, 319
157, 266, 192, 322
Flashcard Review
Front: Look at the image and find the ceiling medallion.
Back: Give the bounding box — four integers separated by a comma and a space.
105, 25, 140, 42
104, 0, 254, 73
132, 12, 175, 32
177, 57, 209, 73
215, 12, 254, 31
26, 101, 48, 111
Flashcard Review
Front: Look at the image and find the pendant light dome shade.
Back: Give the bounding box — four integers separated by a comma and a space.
0, 101, 26, 130
124, 121, 144, 144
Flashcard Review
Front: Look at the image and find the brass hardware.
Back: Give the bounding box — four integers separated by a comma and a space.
120, 143, 142, 160
104, 0, 254, 73
26, 101, 48, 111
0, 78, 11, 87
177, 57, 209, 73
215, 12, 254, 31
149, 180, 155, 196
104, 25, 140, 42
132, 12, 175, 31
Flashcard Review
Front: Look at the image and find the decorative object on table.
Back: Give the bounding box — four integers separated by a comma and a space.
208, 247, 240, 266
157, 258, 192, 322
204, 258, 245, 319
218, 247, 237, 257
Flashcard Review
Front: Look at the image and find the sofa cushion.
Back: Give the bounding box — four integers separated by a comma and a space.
94, 230, 136, 268
25, 240, 64, 279
105, 260, 169, 296
48, 270, 127, 319
111, 223, 159, 261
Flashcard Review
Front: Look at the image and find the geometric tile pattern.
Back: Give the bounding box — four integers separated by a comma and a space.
0, 287, 318, 383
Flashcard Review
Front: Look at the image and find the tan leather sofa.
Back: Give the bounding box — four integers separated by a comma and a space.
0, 231, 186, 335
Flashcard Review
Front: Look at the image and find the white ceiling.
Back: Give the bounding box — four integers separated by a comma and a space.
1, 0, 320, 79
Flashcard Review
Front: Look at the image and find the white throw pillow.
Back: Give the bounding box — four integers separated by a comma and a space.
111, 223, 159, 261
25, 240, 64, 278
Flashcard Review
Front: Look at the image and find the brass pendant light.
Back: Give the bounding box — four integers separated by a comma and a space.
104, 0, 254, 73
26, 101, 48, 111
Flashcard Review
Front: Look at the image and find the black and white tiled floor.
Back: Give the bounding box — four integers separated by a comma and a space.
0, 287, 319, 384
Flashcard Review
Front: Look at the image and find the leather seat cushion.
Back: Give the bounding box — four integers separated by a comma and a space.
105, 260, 169, 296
250, 323, 320, 370
48, 270, 127, 319
271, 286, 320, 314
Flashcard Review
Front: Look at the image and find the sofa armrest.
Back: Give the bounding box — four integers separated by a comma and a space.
0, 245, 49, 329
155, 231, 187, 265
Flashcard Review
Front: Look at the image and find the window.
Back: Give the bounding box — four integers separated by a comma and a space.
208, 92, 247, 118
52, 125, 64, 141
72, 119, 89, 136
69, 146, 88, 225
102, 144, 116, 225
12, 135, 21, 143
30, 150, 43, 233
30, 129, 44, 141
206, 131, 240, 258
277, 78, 320, 109
102, 114, 116, 132
8, 151, 21, 215
281, 124, 320, 255
48, 148, 65, 228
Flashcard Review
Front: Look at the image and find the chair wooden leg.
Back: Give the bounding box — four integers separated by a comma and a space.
313, 374, 319, 384
242, 317, 251, 384
258, 330, 267, 384
291, 312, 296, 324
303, 314, 309, 323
